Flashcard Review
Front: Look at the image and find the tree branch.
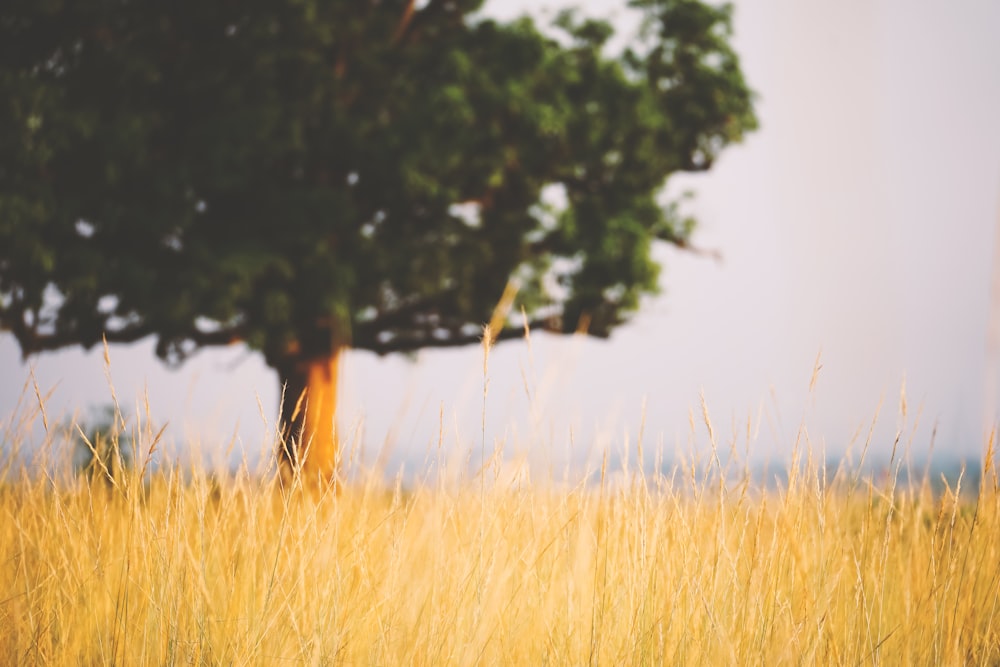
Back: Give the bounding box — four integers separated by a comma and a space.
3, 315, 243, 360
357, 317, 562, 355
182, 327, 244, 347
391, 0, 416, 44
391, 0, 448, 46
354, 289, 462, 337
4, 321, 155, 359
674, 238, 723, 263
657, 227, 723, 263
154, 326, 245, 366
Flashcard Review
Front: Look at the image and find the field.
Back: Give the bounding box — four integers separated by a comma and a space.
2, 374, 999, 665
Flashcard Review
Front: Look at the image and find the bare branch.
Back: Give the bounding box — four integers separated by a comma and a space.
672, 237, 724, 263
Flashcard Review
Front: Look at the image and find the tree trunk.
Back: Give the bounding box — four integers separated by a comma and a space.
277, 348, 342, 486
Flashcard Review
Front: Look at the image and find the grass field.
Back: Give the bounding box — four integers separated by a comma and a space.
2, 362, 999, 665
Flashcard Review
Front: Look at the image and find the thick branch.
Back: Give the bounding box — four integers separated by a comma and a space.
3, 315, 243, 360
4, 321, 154, 359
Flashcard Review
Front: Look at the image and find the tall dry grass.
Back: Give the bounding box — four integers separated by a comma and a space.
2, 348, 999, 665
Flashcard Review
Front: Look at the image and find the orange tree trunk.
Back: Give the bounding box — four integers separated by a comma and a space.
277, 349, 342, 485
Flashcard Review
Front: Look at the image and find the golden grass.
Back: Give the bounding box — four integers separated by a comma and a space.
2, 339, 999, 665
2, 409, 998, 666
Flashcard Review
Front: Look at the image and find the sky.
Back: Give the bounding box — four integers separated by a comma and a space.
3, 0, 1000, 476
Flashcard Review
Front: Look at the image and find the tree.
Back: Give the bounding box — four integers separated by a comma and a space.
0, 0, 757, 484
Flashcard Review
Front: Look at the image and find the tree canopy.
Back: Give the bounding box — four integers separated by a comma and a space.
1, 0, 756, 476
1, 0, 755, 361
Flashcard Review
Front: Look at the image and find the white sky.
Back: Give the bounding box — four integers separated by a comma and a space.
3, 0, 1000, 475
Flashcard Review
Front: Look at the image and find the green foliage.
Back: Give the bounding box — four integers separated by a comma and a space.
0, 0, 756, 372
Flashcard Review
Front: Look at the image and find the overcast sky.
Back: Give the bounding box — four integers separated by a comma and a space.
3, 0, 1000, 476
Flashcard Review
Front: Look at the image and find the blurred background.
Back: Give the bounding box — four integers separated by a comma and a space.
3, 0, 1000, 476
